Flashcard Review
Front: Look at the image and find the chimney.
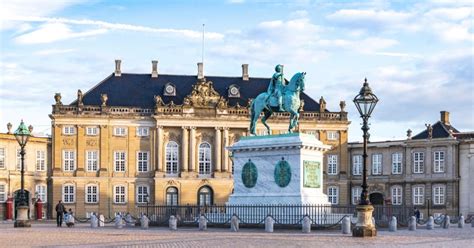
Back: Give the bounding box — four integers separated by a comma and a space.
114, 59, 121, 77
440, 111, 450, 124
197, 62, 204, 79
242, 64, 249, 81
151, 60, 158, 78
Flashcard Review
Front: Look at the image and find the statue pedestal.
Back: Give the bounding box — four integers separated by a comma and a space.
14, 205, 31, 228
227, 133, 331, 205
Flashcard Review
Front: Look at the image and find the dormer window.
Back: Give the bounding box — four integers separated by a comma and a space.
228, 84, 240, 98
164, 83, 176, 96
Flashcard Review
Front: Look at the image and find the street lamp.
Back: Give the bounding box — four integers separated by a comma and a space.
145, 193, 150, 217
352, 78, 378, 237
13, 120, 32, 228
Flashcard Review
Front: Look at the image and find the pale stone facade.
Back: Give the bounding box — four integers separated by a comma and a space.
457, 133, 474, 218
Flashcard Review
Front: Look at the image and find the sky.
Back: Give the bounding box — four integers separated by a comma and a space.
0, 0, 472, 141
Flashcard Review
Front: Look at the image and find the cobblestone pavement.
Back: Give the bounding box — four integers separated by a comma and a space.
0, 222, 473, 248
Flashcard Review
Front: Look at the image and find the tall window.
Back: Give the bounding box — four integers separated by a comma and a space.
16, 148, 21, 171
327, 155, 338, 175
63, 126, 75, 135
327, 131, 338, 140
85, 184, 99, 203
113, 127, 127, 136
198, 186, 213, 206
433, 151, 445, 173
0, 184, 7, 202
0, 148, 5, 169
412, 186, 424, 205
372, 154, 382, 175
198, 143, 212, 175
165, 142, 179, 174
36, 184, 47, 202
136, 185, 149, 204
391, 186, 402, 205
114, 185, 126, 204
63, 150, 75, 171
433, 185, 445, 205
114, 151, 126, 172
136, 127, 149, 137
352, 187, 361, 205
391, 153, 402, 174
413, 152, 424, 173
353, 155, 362, 176
86, 151, 99, 172
166, 187, 179, 206
328, 186, 339, 204
36, 150, 46, 171
137, 151, 149, 172
63, 184, 75, 203
86, 126, 99, 136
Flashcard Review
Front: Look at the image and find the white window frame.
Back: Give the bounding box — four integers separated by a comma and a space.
433, 185, 446, 205
63, 126, 75, 135
166, 187, 179, 206
85, 184, 99, 204
305, 130, 319, 139
136, 127, 149, 137
412, 186, 424, 205
433, 151, 445, 173
36, 150, 46, 171
35, 184, 47, 203
391, 153, 402, 174
413, 152, 424, 174
328, 186, 339, 204
371, 154, 382, 175
86, 150, 99, 172
113, 185, 127, 204
0, 183, 7, 202
327, 131, 338, 140
86, 126, 99, 136
0, 148, 5, 169
165, 142, 179, 175
198, 142, 212, 175
327, 155, 338, 175
352, 186, 361, 205
137, 151, 149, 173
62, 184, 75, 203
136, 185, 149, 204
352, 155, 362, 176
113, 127, 127, 136
63, 150, 76, 171
114, 151, 126, 172
391, 186, 402, 205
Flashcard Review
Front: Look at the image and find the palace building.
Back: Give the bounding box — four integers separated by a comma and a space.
48, 60, 350, 218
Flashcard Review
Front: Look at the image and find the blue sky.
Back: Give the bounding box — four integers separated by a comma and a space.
0, 0, 472, 141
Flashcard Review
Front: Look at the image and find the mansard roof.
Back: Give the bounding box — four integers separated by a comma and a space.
411, 121, 459, 140
73, 73, 323, 112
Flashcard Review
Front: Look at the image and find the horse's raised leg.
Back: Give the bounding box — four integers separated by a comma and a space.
288, 110, 299, 133
261, 109, 273, 135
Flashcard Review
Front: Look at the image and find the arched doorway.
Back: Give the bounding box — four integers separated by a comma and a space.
13, 190, 30, 219
369, 192, 384, 205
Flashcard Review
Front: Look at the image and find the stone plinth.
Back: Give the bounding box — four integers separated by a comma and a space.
14, 206, 31, 228
352, 205, 377, 237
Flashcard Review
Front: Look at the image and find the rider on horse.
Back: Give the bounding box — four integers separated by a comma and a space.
267, 64, 285, 112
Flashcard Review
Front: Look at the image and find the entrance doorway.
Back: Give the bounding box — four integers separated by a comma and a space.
369, 192, 384, 205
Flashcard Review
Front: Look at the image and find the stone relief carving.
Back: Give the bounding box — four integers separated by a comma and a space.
319, 96, 326, 112
86, 139, 98, 147
185, 79, 221, 107
101, 94, 108, 107
77, 90, 83, 106
62, 138, 74, 146
154, 95, 165, 107
425, 124, 433, 139
217, 96, 228, 110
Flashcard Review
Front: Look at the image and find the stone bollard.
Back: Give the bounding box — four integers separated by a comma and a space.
125, 213, 134, 227
198, 215, 207, 231
408, 216, 416, 231
99, 215, 105, 227
90, 214, 98, 228
458, 215, 464, 228
230, 215, 239, 232
115, 214, 123, 229
265, 216, 274, 233
341, 216, 351, 234
302, 216, 311, 233
427, 216, 434, 230
389, 216, 397, 232
443, 215, 450, 229
141, 215, 149, 229
169, 215, 177, 230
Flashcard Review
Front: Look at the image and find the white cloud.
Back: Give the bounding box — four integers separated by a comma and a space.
34, 48, 76, 56
327, 9, 415, 30
14, 22, 107, 44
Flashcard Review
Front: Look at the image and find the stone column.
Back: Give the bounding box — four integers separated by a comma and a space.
222, 128, 229, 172
181, 127, 189, 172
189, 127, 196, 172
214, 127, 222, 172
157, 126, 164, 172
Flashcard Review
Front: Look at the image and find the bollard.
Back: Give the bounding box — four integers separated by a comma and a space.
230, 215, 239, 232
99, 214, 105, 227
115, 214, 123, 229
426, 216, 434, 230
443, 215, 450, 229
125, 213, 134, 227
90, 214, 98, 228
198, 215, 207, 231
265, 216, 274, 233
302, 216, 311, 233
342, 216, 351, 234
141, 215, 149, 229
408, 216, 416, 231
389, 216, 397, 232
372, 217, 375, 227
169, 215, 177, 230
458, 215, 464, 228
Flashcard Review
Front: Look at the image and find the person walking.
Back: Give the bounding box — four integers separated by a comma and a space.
55, 200, 65, 227
414, 207, 421, 222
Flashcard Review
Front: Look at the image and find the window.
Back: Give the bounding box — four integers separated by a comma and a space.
433, 185, 445, 205
412, 186, 424, 205
305, 130, 319, 139
165, 142, 179, 174
198, 143, 212, 175
372, 154, 382, 175
85, 184, 99, 204
327, 155, 338, 175
433, 151, 445, 173
198, 186, 213, 206
137, 151, 149, 172
63, 150, 75, 171
391, 153, 402, 174
0, 148, 5, 169
86, 151, 99, 172
391, 186, 402, 205
36, 184, 47, 202
136, 127, 149, 137
136, 185, 149, 204
413, 152, 424, 173
36, 151, 46, 171
63, 184, 75, 203
16, 148, 21, 171
114, 151, 126, 172
63, 126, 75, 135
352, 187, 361, 205
328, 186, 339, 204
0, 184, 6, 202
114, 185, 126, 204
166, 187, 179, 206
353, 155, 362, 176
327, 131, 338, 140
113, 127, 127, 136
86, 126, 99, 136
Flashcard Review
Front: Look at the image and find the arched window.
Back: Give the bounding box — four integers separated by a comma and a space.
166, 187, 179, 206
198, 186, 213, 206
165, 141, 179, 174
198, 142, 211, 175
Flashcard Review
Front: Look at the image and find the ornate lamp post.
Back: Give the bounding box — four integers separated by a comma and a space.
13, 120, 32, 228
352, 78, 378, 237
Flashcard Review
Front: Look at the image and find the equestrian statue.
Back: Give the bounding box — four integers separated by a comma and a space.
249, 64, 306, 135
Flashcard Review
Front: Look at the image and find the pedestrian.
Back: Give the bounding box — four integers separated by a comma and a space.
414, 207, 421, 222
66, 208, 75, 227
55, 200, 65, 227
